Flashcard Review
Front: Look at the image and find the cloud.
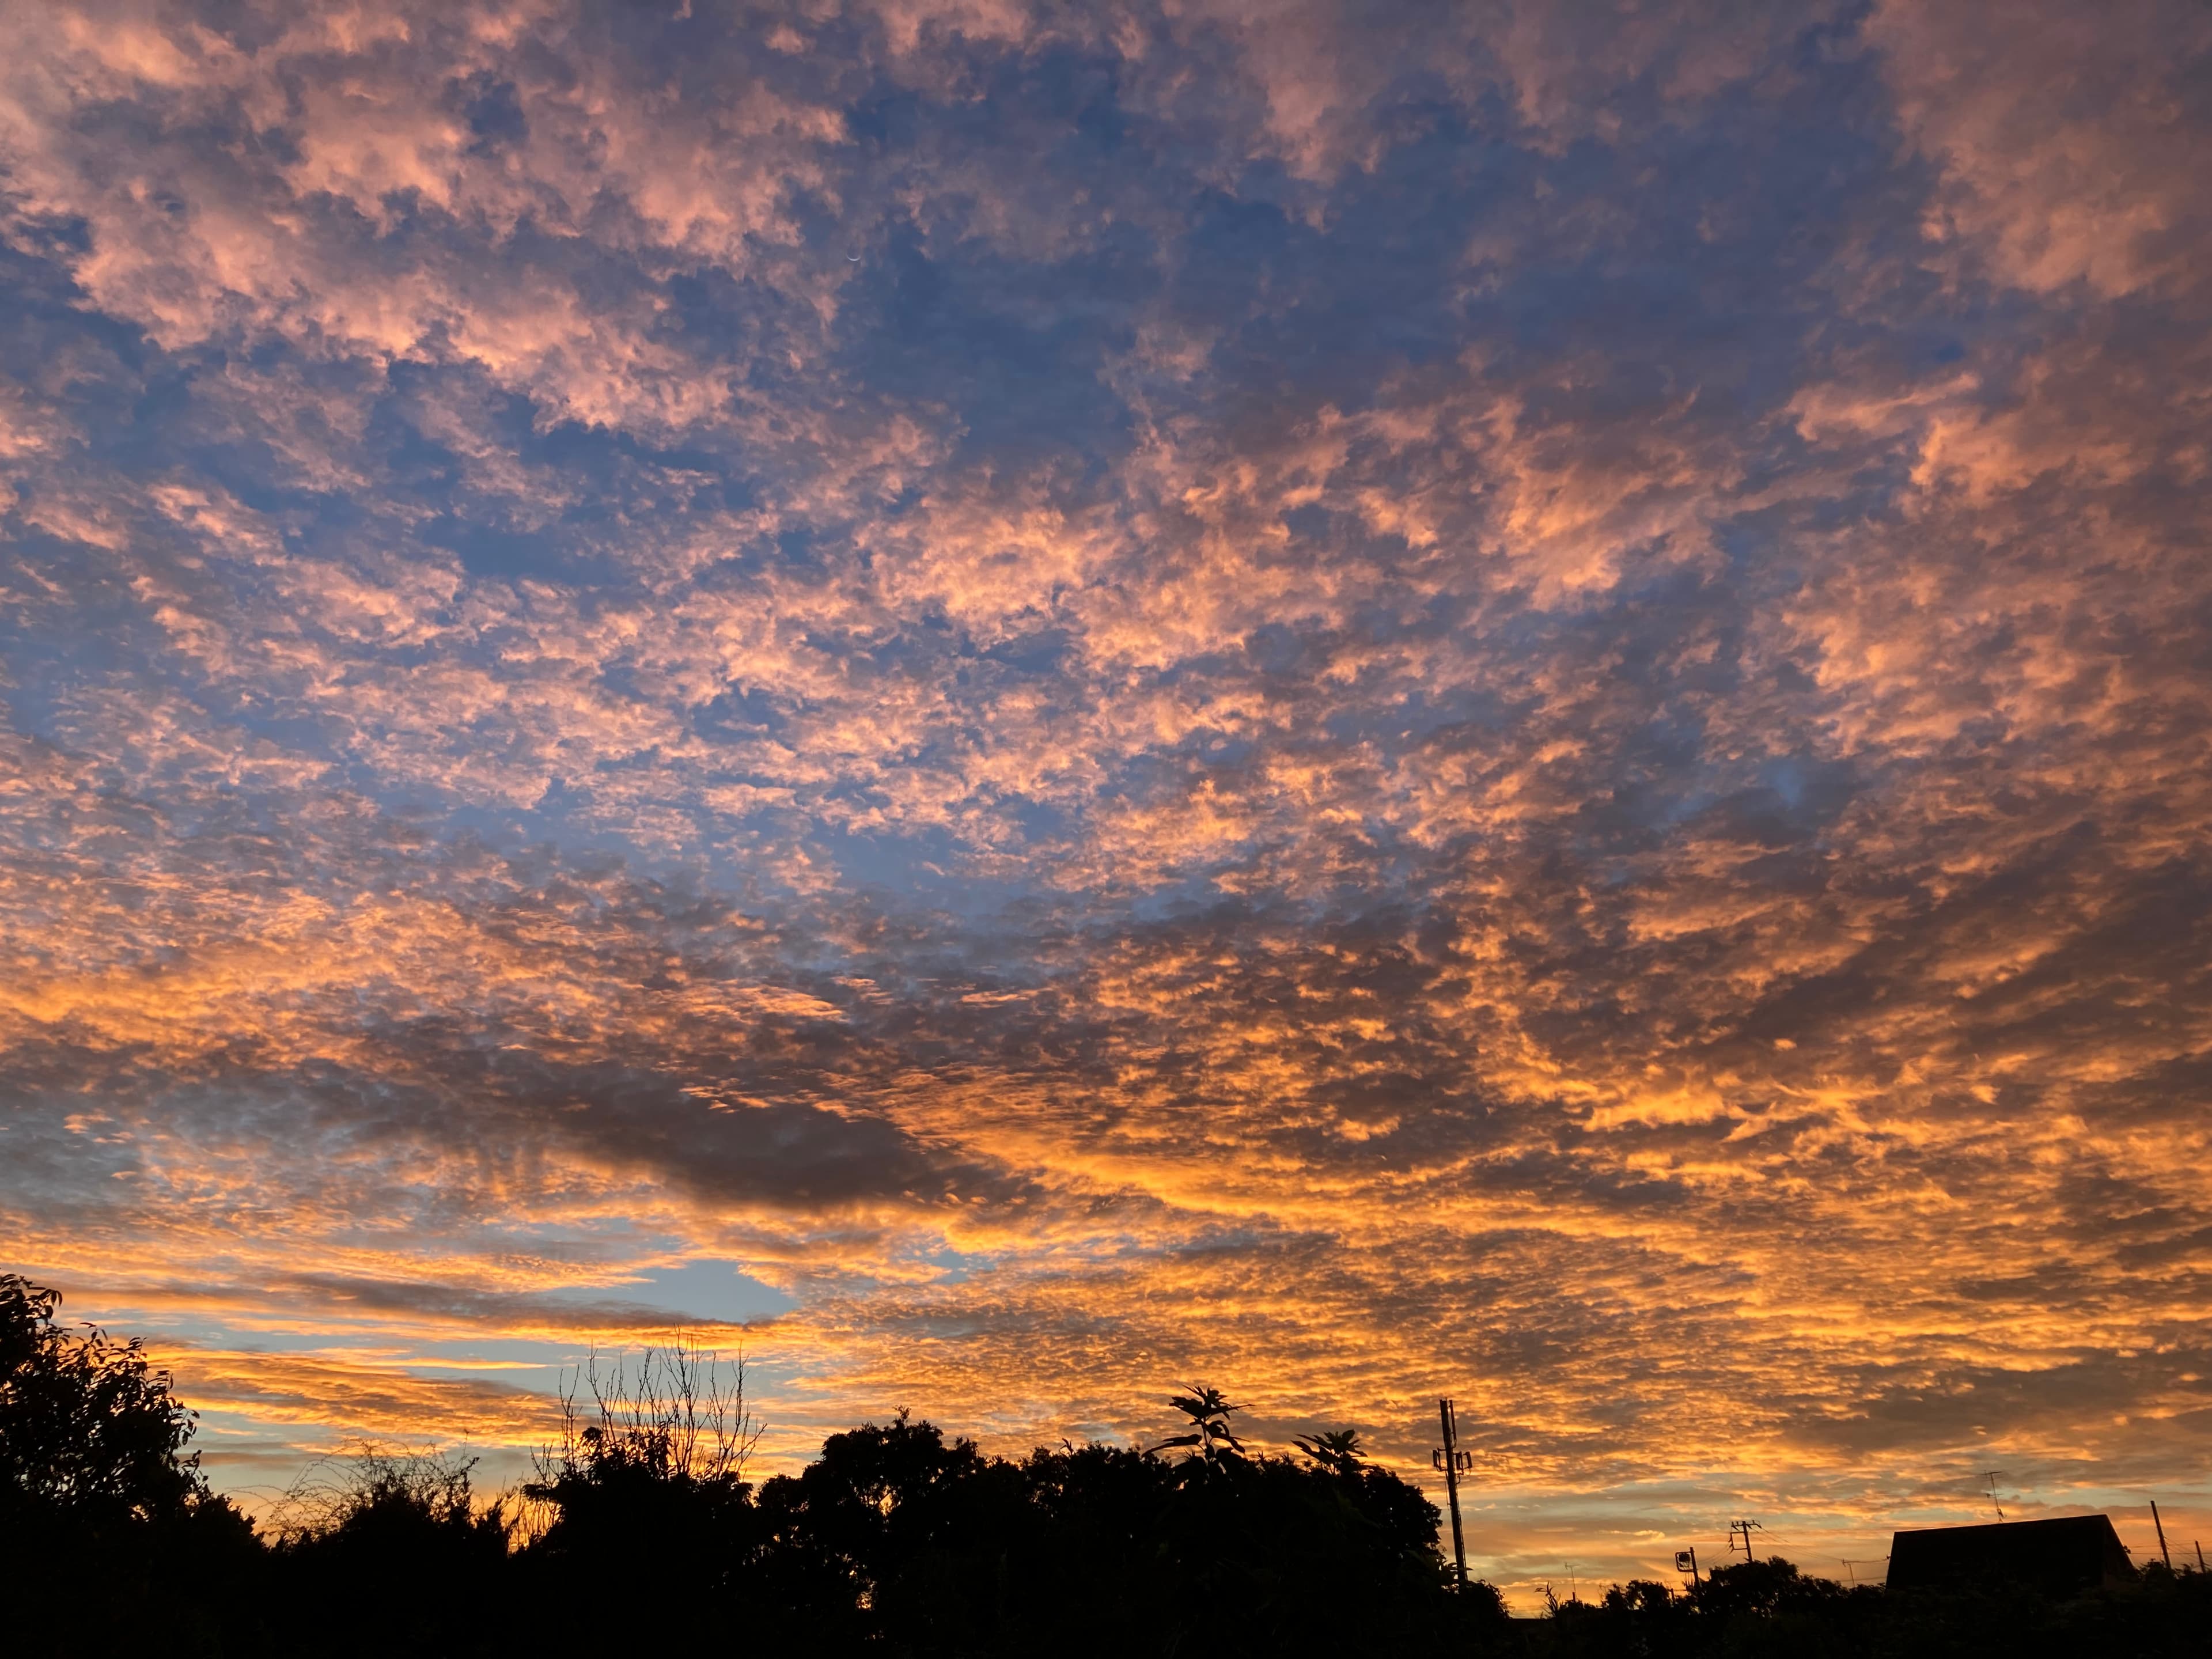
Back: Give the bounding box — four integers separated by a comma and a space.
2, 0, 2209, 1605
1868, 0, 2212, 300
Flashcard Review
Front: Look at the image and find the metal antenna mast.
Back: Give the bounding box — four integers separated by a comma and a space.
1839, 1555, 1880, 1588
1432, 1397, 1471, 1590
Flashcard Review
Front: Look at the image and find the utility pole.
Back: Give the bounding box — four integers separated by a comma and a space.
1432, 1398, 1470, 1590
1983, 1472, 2005, 1522
1728, 1519, 1763, 1562
2150, 1501, 2172, 1570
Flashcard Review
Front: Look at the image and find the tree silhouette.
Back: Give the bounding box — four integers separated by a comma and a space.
1, 1274, 259, 1652
270, 1449, 513, 1657
0, 1272, 207, 1525
520, 1339, 762, 1642
754, 1407, 997, 1644
537, 1335, 760, 1488
1293, 1427, 1369, 1475
1155, 1382, 1248, 1468
22, 1274, 2210, 1657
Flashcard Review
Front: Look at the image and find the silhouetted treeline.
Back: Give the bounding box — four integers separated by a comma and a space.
2, 1276, 1491, 1656
1519, 1554, 2208, 1658
5, 1275, 2206, 1657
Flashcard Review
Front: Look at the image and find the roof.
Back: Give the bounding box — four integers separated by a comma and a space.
1887, 1514, 2136, 1596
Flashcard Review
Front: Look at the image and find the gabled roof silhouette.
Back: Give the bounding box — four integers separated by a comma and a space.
1887, 1514, 2136, 1596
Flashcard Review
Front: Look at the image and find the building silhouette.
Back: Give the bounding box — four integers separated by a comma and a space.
1887, 1515, 2137, 1596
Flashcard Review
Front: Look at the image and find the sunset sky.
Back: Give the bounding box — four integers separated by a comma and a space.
3, 0, 2209, 1605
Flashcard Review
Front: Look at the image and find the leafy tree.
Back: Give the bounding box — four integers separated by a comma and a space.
1691, 1554, 1850, 1622
1, 1272, 207, 1525
1293, 1427, 1369, 1475
271, 1450, 513, 1657
1154, 1382, 1248, 1468
754, 1408, 997, 1646
1006, 1440, 1188, 1654
1, 1274, 260, 1653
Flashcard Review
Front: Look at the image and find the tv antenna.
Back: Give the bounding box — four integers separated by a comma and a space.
1983, 1472, 2006, 1521
1728, 1518, 1764, 1562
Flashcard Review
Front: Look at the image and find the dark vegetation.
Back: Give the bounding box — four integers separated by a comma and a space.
4, 1275, 2206, 1657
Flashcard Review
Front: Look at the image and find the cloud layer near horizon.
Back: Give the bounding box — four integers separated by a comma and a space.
3, 0, 2209, 1596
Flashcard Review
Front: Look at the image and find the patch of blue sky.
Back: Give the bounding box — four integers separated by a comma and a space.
537, 1259, 799, 1327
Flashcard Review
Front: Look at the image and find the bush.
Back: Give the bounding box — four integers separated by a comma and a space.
0, 1274, 259, 1652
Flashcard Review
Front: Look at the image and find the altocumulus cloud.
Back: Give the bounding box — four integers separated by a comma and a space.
1, 0, 2209, 1601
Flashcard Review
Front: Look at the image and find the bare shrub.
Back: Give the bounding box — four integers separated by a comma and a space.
535, 1335, 761, 1489
266, 1444, 502, 1543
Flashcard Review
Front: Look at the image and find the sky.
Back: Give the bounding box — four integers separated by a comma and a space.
3, 0, 2209, 1606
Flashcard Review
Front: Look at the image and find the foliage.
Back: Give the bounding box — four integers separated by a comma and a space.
1524, 1554, 2212, 1659
268, 1450, 514, 1657
1, 1274, 259, 1653
6, 1276, 2208, 1657
1294, 1426, 1369, 1474
1154, 1381, 1249, 1468
518, 1339, 763, 1640
0, 1272, 207, 1524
